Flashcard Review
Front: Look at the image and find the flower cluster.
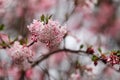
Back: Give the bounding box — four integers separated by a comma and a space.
27, 19, 67, 48
8, 42, 34, 65
106, 53, 120, 66
92, 51, 120, 66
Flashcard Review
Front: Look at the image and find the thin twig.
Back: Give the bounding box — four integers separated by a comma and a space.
31, 49, 86, 67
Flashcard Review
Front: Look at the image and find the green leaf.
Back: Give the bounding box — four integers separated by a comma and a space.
0, 24, 4, 31
117, 52, 120, 56
0, 41, 6, 46
80, 44, 84, 49
41, 15, 45, 22
91, 55, 98, 61
40, 15, 52, 24
98, 47, 102, 53
0, 41, 10, 48
46, 17, 48, 24
24, 38, 28, 44
19, 38, 28, 45
117, 50, 120, 53
48, 15, 52, 19
116, 50, 120, 56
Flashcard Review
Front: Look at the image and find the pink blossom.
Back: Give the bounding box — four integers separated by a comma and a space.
106, 53, 119, 66
27, 19, 67, 48
8, 41, 34, 65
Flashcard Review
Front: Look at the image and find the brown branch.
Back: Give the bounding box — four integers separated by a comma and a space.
19, 70, 25, 80
31, 48, 86, 67
27, 41, 35, 47
31, 48, 120, 73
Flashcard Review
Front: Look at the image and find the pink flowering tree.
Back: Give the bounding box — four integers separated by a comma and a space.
0, 0, 120, 80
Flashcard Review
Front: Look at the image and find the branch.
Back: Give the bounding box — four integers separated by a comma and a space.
27, 41, 35, 47
31, 48, 120, 73
31, 48, 86, 67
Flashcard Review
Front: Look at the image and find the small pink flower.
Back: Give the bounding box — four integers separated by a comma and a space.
8, 41, 34, 65
107, 54, 119, 66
